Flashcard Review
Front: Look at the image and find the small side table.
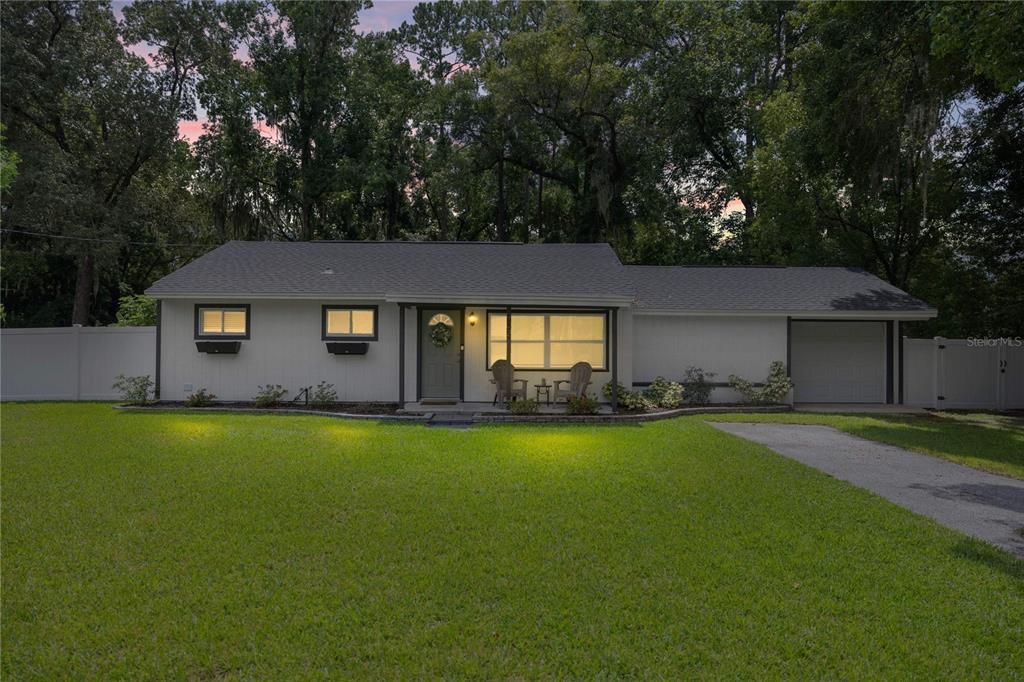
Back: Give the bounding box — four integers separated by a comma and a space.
534, 381, 552, 404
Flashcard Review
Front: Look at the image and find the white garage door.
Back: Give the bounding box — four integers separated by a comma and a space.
791, 321, 886, 403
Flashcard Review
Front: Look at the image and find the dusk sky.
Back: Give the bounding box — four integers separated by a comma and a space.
112, 1, 422, 142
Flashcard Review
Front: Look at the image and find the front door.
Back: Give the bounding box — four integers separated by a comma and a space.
420, 309, 462, 399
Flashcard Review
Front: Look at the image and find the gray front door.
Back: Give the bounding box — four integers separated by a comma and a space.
420, 309, 462, 399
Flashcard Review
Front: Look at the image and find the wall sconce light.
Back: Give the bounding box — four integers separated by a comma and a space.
468, 312, 478, 327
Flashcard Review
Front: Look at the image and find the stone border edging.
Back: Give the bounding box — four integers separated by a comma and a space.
113, 404, 433, 422
474, 404, 792, 424
113, 403, 790, 425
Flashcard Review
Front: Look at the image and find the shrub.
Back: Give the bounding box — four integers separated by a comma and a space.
565, 394, 600, 415
728, 361, 793, 405
643, 376, 685, 409
185, 388, 216, 407
253, 384, 288, 408
681, 366, 716, 405
112, 374, 153, 405
309, 381, 338, 408
601, 381, 653, 412
113, 293, 157, 327
506, 398, 540, 414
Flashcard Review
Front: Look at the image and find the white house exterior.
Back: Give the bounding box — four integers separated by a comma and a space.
146, 241, 937, 407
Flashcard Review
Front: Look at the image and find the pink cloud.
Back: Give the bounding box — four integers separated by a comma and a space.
177, 119, 209, 143
723, 197, 745, 216
357, 1, 420, 34
253, 120, 279, 141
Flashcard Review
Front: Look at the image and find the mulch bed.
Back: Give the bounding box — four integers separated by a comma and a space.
133, 401, 401, 415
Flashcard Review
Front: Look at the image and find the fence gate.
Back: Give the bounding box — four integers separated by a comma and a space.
903, 337, 1024, 410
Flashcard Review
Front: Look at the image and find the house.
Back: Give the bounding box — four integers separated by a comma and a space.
145, 241, 936, 407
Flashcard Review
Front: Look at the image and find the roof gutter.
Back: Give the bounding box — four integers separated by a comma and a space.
145, 291, 636, 306
633, 308, 938, 320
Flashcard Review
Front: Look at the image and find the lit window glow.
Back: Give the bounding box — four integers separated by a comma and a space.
199, 307, 248, 336
325, 307, 376, 338
488, 312, 606, 370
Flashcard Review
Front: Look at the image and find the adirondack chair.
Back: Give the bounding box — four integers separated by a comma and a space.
553, 361, 593, 402
491, 359, 528, 405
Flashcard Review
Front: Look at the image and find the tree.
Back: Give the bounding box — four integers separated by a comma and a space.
1, 1, 248, 324
249, 1, 366, 241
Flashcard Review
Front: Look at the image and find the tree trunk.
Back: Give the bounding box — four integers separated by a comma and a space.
71, 252, 95, 326
495, 154, 508, 241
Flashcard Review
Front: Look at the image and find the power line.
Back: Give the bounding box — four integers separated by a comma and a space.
0, 228, 211, 249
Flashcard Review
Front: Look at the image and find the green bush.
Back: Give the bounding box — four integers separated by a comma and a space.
112, 374, 153, 405
506, 398, 540, 414
185, 388, 216, 407
253, 384, 288, 408
113, 294, 157, 327
728, 361, 793, 405
643, 376, 685, 408
565, 394, 600, 415
601, 381, 653, 411
681, 366, 715, 405
309, 381, 338, 408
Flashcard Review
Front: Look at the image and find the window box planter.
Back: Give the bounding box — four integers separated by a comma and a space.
325, 342, 369, 355
195, 341, 242, 354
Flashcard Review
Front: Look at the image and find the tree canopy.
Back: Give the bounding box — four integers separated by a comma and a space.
1, 0, 1021, 336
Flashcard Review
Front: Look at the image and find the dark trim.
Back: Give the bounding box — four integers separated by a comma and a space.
416, 306, 464, 401
154, 300, 162, 400
885, 320, 894, 404
897, 321, 904, 405
786, 316, 792, 377
321, 304, 379, 341
611, 308, 618, 412
416, 307, 422, 401
789, 318, 892, 323
194, 303, 251, 340
484, 308, 610, 372
460, 306, 466, 401
398, 305, 405, 405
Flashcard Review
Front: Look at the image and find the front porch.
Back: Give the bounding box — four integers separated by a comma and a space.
398, 303, 629, 410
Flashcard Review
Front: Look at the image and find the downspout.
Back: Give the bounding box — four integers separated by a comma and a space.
154, 300, 162, 401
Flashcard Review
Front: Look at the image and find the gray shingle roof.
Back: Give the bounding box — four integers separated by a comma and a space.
626, 265, 935, 313
146, 241, 935, 315
146, 241, 634, 303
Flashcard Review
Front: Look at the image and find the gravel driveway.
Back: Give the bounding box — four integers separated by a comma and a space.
709, 422, 1024, 557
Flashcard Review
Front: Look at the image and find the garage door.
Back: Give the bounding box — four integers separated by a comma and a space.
790, 321, 886, 403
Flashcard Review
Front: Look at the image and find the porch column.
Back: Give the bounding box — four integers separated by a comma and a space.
398, 304, 405, 405
885, 320, 894, 404
611, 307, 618, 412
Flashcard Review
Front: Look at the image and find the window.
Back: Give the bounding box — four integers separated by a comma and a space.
487, 311, 607, 370
322, 305, 377, 340
195, 305, 249, 339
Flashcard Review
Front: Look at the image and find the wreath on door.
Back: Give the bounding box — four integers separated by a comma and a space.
429, 321, 454, 348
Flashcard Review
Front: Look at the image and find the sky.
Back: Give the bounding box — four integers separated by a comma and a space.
112, 1, 421, 142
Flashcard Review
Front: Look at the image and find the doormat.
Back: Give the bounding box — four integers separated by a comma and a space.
420, 399, 458, 406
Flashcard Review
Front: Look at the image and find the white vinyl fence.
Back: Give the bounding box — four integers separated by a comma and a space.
1, 326, 155, 400
903, 337, 1024, 410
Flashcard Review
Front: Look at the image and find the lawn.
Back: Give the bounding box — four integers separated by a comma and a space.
2, 404, 1022, 679
707, 410, 1024, 480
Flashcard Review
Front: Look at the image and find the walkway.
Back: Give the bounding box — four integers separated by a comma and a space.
709, 422, 1024, 557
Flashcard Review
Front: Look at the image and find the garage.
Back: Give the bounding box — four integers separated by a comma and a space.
790, 321, 889, 403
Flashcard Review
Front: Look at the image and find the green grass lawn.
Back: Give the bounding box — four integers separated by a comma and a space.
2, 404, 1022, 678
707, 410, 1024, 480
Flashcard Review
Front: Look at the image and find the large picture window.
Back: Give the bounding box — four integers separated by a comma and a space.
322, 305, 378, 340
195, 304, 249, 339
487, 311, 607, 370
